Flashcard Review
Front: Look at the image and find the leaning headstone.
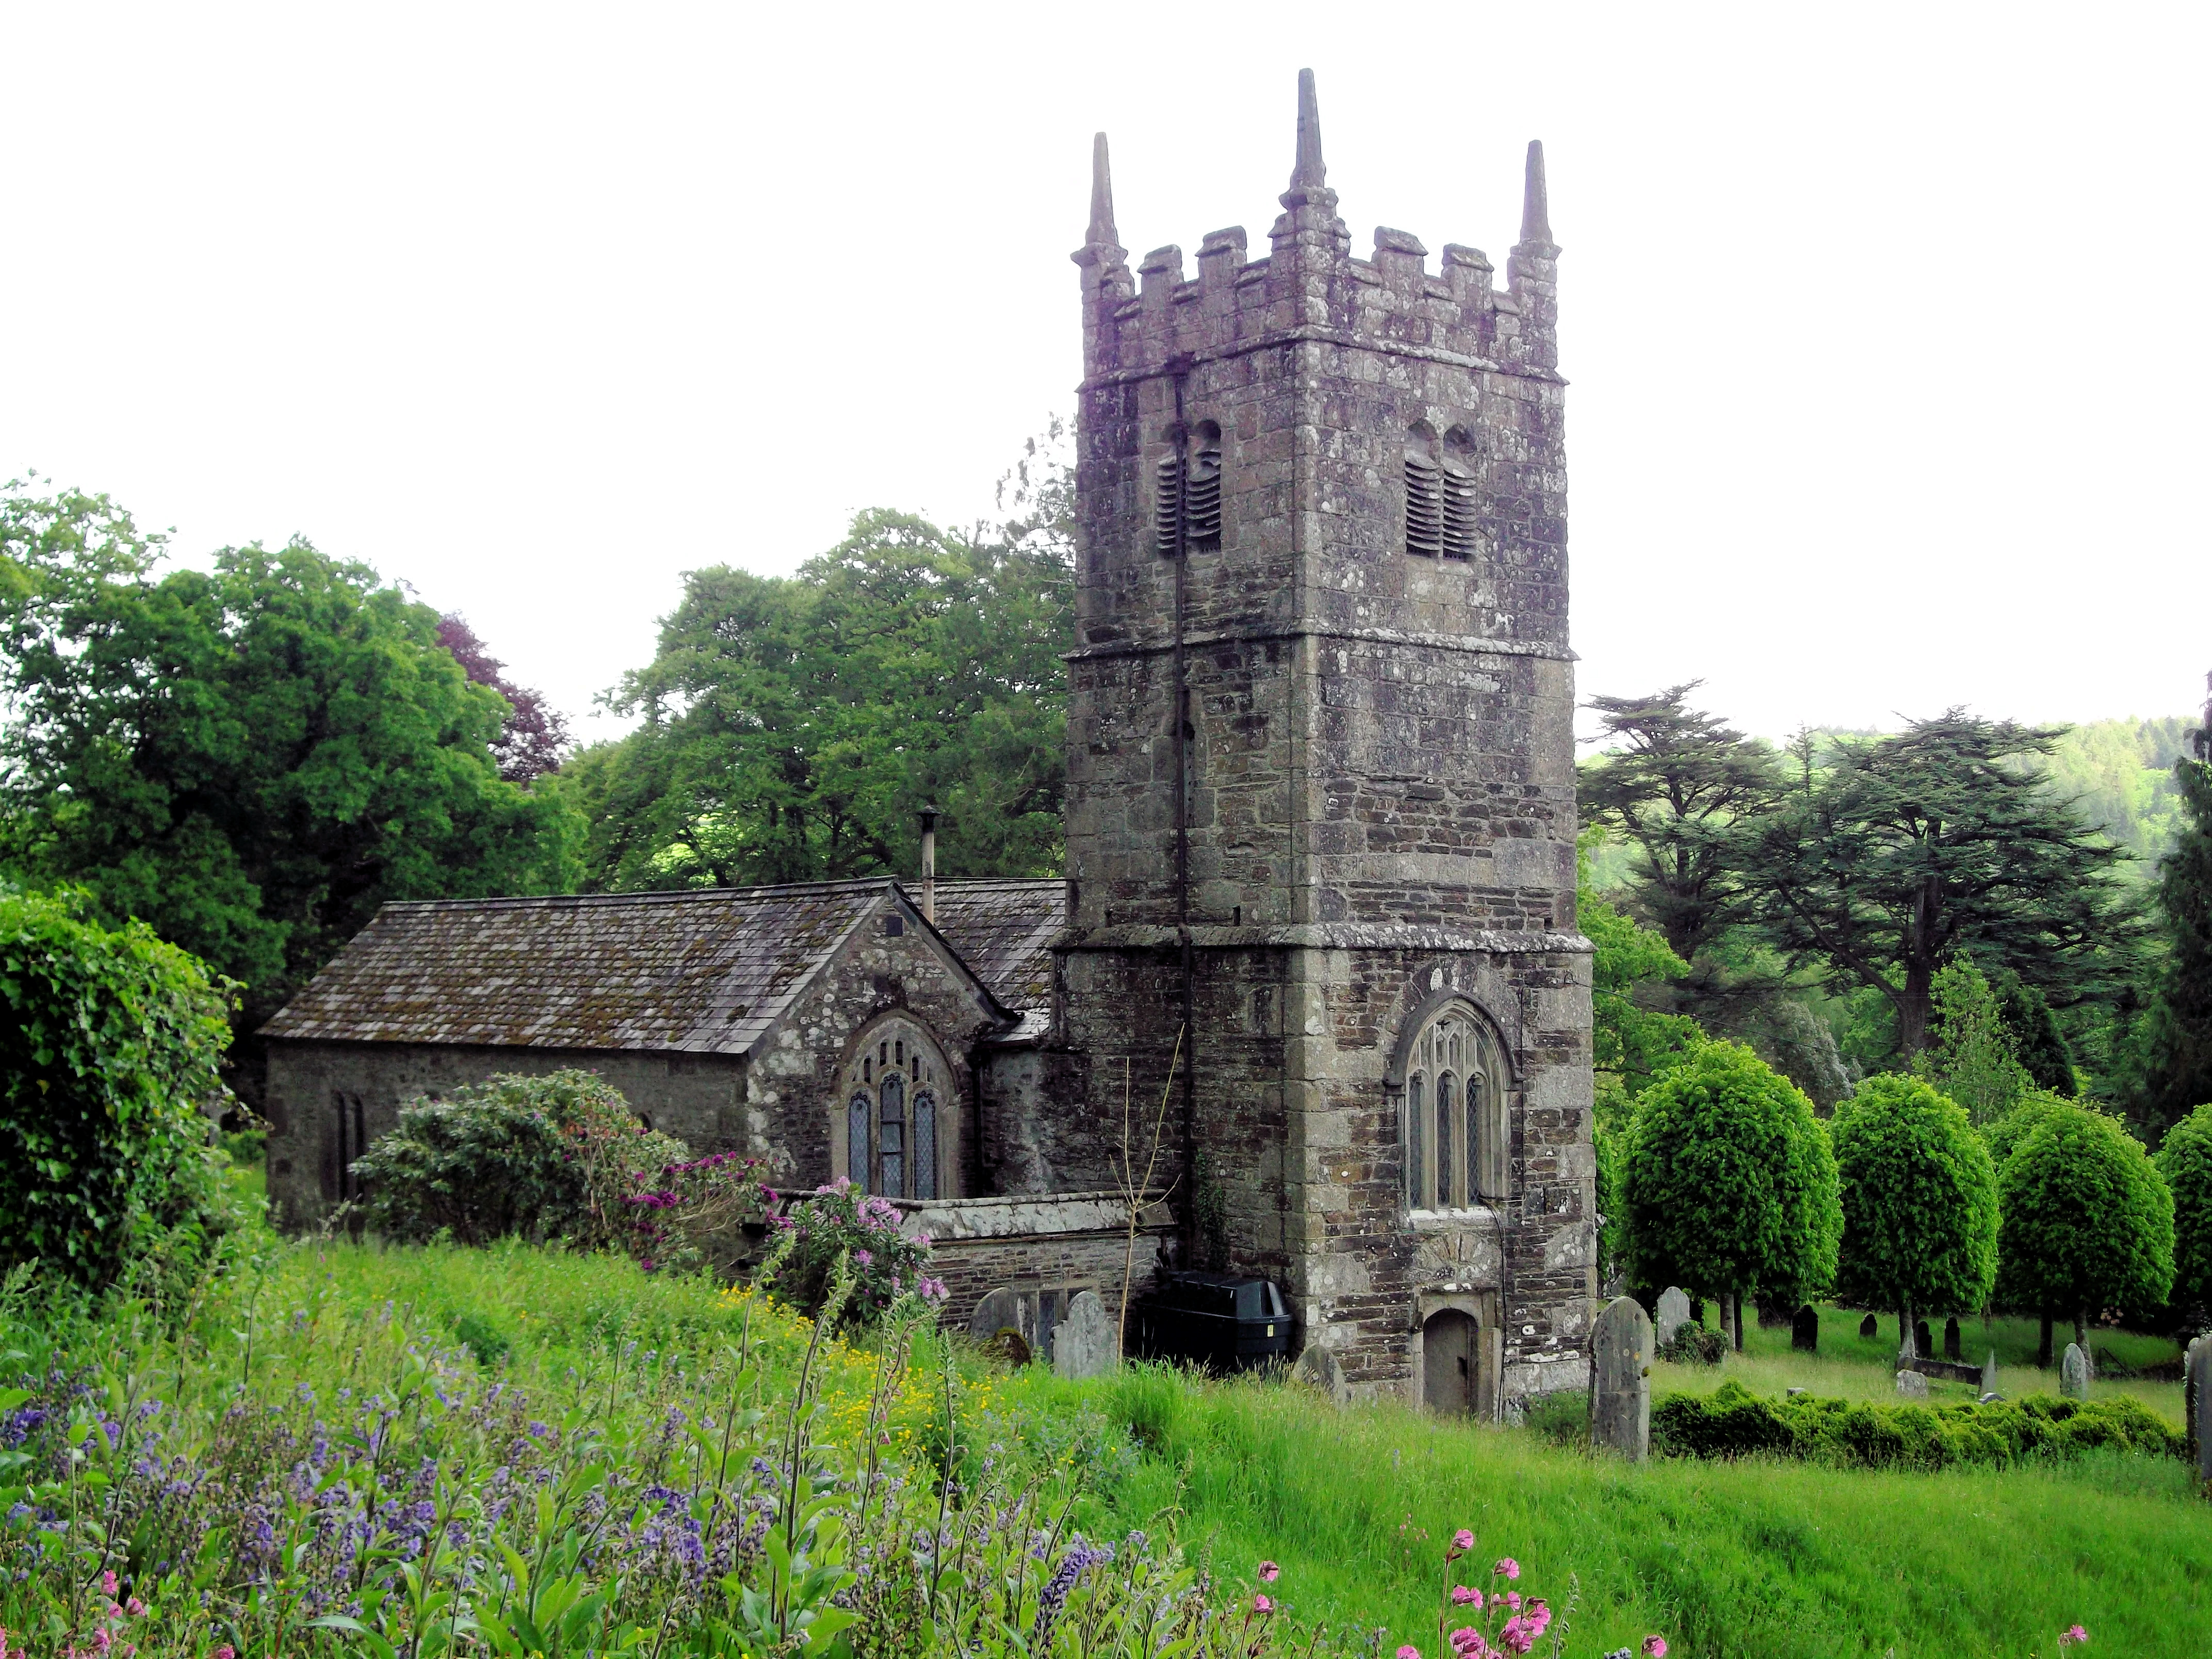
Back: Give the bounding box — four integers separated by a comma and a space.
1590, 1295, 1653, 1462
1943, 1317, 1962, 1362
1980, 1349, 1999, 1398
1292, 1343, 1351, 1407
1895, 1369, 1930, 1401
1791, 1305, 1819, 1353
2060, 1342, 2090, 1400
1913, 1319, 1934, 1360
1859, 1312, 1878, 1340
969, 1286, 1031, 1347
1655, 1287, 1692, 1352
1052, 1289, 1117, 1381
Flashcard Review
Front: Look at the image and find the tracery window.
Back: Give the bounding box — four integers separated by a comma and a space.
1403, 1002, 1506, 1210
839, 1015, 947, 1199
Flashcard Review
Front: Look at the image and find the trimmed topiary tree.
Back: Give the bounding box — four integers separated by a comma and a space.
1997, 1103, 2174, 1366
2154, 1102, 2212, 1325
1623, 1039, 1842, 1348
1830, 1074, 1999, 1358
353, 1070, 687, 1249
0, 887, 235, 1289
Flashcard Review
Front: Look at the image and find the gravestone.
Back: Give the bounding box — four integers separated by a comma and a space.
2061, 1342, 2091, 1400
1655, 1287, 1692, 1352
1981, 1349, 1999, 1398
1859, 1312, 1878, 1340
1292, 1343, 1351, 1407
1943, 1317, 1962, 1361
1913, 1319, 1934, 1360
1589, 1295, 1653, 1462
1792, 1305, 1818, 1352
1052, 1290, 1117, 1380
969, 1286, 1029, 1345
1895, 1369, 1930, 1401
2191, 1335, 2212, 1484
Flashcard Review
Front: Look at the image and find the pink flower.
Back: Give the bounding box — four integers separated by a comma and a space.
1525, 1600, 1552, 1635
1259, 1560, 1280, 1583
853, 1248, 873, 1266
1449, 1627, 1489, 1656
2060, 1629, 2088, 1649
1451, 1585, 1482, 1607
213, 1648, 236, 1659
1450, 1527, 1476, 1556
1643, 1639, 1668, 1658
125, 1599, 144, 1617
1254, 1594, 1274, 1614
1396, 1648, 1421, 1659
1505, 1591, 1521, 1612
1493, 1557, 1520, 1580
1497, 1616, 1537, 1655
102, 1572, 118, 1596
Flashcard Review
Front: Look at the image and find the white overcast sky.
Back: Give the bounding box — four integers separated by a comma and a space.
3, 2, 2205, 747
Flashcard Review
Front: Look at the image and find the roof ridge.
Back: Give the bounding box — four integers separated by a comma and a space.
379, 878, 901, 913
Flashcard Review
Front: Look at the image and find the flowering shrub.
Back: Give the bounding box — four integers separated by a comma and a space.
351, 1070, 687, 1249
623, 1151, 773, 1275
760, 1178, 947, 1327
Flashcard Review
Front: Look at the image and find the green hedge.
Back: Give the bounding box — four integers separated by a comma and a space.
1652, 1379, 2183, 1470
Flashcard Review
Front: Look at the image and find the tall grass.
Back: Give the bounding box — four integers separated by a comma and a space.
998, 1358, 2212, 1657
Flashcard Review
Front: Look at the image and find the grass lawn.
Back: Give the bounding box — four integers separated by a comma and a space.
1647, 1302, 2190, 1424
10, 1229, 2207, 1656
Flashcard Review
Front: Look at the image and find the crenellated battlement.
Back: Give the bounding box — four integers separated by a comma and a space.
1073, 79, 1559, 388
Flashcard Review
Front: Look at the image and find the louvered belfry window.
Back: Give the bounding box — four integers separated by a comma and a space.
1441, 466, 1477, 560
1156, 422, 1224, 556
1405, 447, 1443, 557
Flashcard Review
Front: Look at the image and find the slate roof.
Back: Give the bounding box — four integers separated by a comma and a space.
261, 881, 904, 1056
927, 879, 1064, 1013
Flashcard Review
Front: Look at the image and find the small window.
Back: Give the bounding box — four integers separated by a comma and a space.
885, 913, 904, 937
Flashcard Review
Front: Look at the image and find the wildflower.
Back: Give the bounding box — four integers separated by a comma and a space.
1397, 1648, 1421, 1659
1451, 1586, 1482, 1607
1494, 1557, 1520, 1580
1642, 1639, 1668, 1658
1259, 1560, 1280, 1583
2060, 1630, 2088, 1649
1450, 1627, 1491, 1657
213, 1647, 236, 1659
1450, 1527, 1476, 1556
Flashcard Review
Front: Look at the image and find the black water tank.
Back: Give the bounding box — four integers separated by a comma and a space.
1129, 1272, 1293, 1373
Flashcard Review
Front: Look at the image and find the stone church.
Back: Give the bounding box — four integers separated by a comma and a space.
262, 71, 1597, 1417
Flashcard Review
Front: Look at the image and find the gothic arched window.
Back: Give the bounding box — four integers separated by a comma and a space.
837, 1015, 953, 1199
1402, 1001, 1507, 1210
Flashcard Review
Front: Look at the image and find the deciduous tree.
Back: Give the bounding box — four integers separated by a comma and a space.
1829, 1074, 1999, 1357
2153, 1102, 2212, 1325
0, 480, 582, 1044
1622, 1040, 1841, 1347
1995, 1103, 2174, 1363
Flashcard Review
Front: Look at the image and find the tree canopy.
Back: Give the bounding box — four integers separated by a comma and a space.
2118, 705, 2212, 1137
1736, 712, 2140, 1054
1829, 1073, 1999, 1332
1621, 1039, 1841, 1316
1995, 1102, 2174, 1331
1580, 684, 1783, 962
568, 505, 1072, 891
2153, 1102, 2212, 1322
0, 480, 581, 1034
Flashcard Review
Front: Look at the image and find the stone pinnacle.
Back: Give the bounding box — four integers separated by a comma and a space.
1520, 139, 1552, 246
1087, 131, 1119, 249
1289, 68, 1326, 191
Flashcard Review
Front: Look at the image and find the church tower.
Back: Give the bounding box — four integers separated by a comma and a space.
1059, 72, 1596, 1411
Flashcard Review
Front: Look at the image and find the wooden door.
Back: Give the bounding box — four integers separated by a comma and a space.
1422, 1309, 1478, 1414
